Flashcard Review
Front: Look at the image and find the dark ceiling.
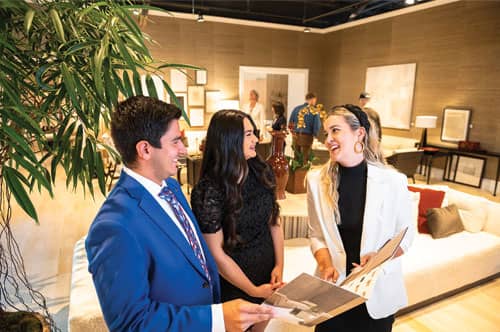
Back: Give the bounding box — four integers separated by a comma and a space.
149, 0, 434, 29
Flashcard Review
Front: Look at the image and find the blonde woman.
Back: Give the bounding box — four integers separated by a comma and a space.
307, 104, 414, 332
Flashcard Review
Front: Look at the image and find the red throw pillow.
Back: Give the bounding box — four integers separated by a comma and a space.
408, 187, 446, 234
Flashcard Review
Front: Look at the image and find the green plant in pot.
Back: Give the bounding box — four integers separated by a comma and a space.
0, 1, 196, 330
286, 147, 315, 194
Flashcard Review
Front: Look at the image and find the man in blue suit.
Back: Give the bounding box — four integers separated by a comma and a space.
86, 96, 274, 331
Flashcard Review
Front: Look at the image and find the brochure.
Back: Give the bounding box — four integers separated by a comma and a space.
263, 227, 408, 326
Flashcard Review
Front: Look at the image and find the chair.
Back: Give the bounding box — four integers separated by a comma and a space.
386, 150, 424, 183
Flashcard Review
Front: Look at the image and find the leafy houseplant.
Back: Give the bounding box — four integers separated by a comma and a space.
0, 1, 195, 330
286, 147, 315, 194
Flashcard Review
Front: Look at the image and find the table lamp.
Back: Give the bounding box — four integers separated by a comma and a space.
415, 115, 437, 148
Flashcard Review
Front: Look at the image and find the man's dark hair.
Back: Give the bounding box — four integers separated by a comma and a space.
110, 95, 181, 166
305, 92, 316, 100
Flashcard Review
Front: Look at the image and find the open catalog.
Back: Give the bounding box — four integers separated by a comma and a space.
263, 227, 408, 326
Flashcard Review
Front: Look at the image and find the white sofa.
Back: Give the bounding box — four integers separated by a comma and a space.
68, 185, 500, 332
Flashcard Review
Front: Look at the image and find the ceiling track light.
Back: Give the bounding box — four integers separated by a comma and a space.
197, 13, 204, 22
303, 27, 311, 33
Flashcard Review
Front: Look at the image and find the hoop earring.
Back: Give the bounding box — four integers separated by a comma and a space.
354, 141, 365, 154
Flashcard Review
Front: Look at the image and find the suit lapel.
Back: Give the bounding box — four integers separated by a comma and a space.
360, 164, 386, 254
121, 173, 208, 280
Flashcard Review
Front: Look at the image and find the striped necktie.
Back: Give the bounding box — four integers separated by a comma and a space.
159, 186, 212, 287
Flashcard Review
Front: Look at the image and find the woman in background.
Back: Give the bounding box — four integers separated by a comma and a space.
307, 104, 414, 332
191, 109, 284, 332
242, 89, 265, 137
271, 101, 287, 131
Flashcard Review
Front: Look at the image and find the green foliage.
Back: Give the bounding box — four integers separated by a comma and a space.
0, 0, 193, 222
287, 147, 315, 172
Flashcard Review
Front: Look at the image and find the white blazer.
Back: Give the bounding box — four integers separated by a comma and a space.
307, 163, 415, 319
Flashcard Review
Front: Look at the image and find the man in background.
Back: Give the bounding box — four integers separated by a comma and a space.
359, 92, 382, 141
288, 92, 322, 162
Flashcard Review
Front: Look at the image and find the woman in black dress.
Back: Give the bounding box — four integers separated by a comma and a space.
191, 109, 284, 332
271, 101, 287, 131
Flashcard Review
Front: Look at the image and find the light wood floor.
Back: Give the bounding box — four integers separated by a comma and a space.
3, 168, 499, 331
394, 278, 500, 332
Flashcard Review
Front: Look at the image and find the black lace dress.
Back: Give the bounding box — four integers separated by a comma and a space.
190, 168, 276, 304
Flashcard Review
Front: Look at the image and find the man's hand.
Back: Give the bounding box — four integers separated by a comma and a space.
222, 299, 274, 332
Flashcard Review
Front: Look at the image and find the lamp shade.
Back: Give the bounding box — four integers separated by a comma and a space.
216, 99, 240, 111
415, 115, 437, 128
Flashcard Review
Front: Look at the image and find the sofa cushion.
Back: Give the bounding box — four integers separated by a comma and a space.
426, 204, 464, 239
408, 187, 446, 234
446, 189, 488, 232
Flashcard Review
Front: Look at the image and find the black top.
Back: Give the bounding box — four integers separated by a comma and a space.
337, 160, 368, 274
272, 115, 287, 131
190, 167, 276, 303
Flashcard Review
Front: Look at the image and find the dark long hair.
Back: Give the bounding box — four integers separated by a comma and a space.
200, 109, 280, 250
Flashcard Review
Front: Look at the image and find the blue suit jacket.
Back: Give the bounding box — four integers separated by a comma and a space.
86, 172, 221, 331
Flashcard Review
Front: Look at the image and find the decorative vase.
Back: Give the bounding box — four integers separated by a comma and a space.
266, 130, 289, 200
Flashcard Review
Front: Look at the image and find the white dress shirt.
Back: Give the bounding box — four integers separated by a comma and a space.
123, 167, 225, 332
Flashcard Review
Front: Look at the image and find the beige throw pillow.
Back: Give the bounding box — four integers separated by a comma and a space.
426, 204, 464, 239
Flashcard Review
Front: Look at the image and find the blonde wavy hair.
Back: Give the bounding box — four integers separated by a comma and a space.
320, 106, 385, 224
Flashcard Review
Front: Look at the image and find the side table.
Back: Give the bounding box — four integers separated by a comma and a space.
419, 147, 448, 184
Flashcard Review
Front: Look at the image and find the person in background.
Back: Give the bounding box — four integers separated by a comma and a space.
288, 92, 322, 162
191, 109, 284, 332
307, 104, 414, 332
86, 96, 274, 332
271, 101, 287, 131
359, 92, 382, 141
242, 89, 265, 138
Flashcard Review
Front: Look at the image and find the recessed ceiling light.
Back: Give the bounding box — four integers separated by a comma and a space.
405, 0, 415, 5
197, 13, 204, 22
303, 27, 311, 33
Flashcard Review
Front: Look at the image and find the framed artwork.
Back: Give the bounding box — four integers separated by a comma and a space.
452, 154, 485, 188
365, 63, 416, 130
189, 108, 205, 127
195, 69, 207, 85
441, 107, 471, 142
170, 69, 187, 92
205, 90, 221, 113
172, 92, 187, 113
188, 85, 205, 106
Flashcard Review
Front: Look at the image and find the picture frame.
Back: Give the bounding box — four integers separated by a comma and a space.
452, 154, 485, 188
205, 90, 221, 113
364, 63, 416, 130
189, 107, 205, 127
441, 107, 471, 142
195, 69, 207, 85
188, 85, 205, 106
170, 69, 187, 92
172, 92, 187, 113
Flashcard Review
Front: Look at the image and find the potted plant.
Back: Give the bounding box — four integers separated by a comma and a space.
0, 1, 195, 330
286, 148, 314, 194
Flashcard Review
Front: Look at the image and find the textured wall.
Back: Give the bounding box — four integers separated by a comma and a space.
142, 1, 500, 179
322, 0, 500, 179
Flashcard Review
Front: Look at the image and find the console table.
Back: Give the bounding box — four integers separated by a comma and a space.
426, 144, 500, 196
